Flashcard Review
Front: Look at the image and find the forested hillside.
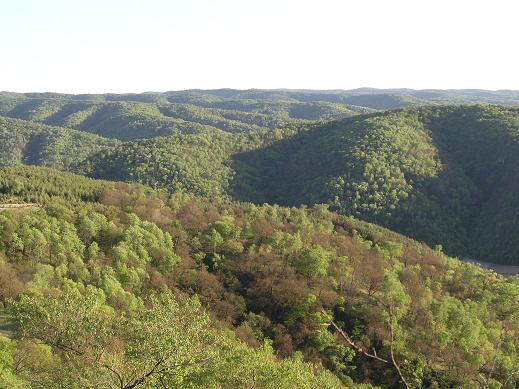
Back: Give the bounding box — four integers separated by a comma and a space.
0, 116, 117, 170
232, 105, 519, 264
165, 88, 519, 107
0, 92, 359, 140
1, 166, 519, 388
2, 90, 519, 388
3, 88, 519, 143
3, 92, 519, 265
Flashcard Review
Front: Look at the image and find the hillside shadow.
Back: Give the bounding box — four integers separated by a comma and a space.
229, 113, 483, 260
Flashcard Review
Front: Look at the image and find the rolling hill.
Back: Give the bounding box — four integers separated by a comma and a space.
0, 115, 118, 171
2, 91, 519, 266
0, 92, 361, 141
1, 165, 519, 388
232, 105, 519, 264
3, 90, 519, 387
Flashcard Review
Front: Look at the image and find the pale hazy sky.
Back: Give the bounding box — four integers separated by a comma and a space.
1, 0, 518, 93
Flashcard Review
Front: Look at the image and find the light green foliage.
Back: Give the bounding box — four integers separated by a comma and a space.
430, 296, 491, 358
8, 287, 341, 389
374, 241, 403, 260
212, 341, 344, 389
6, 211, 87, 280
0, 338, 28, 388
100, 267, 141, 310
1, 119, 519, 388
310, 328, 355, 382
381, 269, 411, 318
114, 216, 178, 276
292, 245, 331, 277
201, 216, 244, 255
269, 230, 303, 254
9, 288, 216, 388
0, 101, 519, 388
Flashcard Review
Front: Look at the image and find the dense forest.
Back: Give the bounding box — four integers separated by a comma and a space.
2, 92, 519, 263
1, 166, 519, 388
1, 90, 519, 387
232, 105, 519, 264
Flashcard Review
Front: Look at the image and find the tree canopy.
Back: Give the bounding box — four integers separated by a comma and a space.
0, 167, 518, 387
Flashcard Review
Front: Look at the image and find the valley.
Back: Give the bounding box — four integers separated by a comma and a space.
3, 0, 518, 386
2, 89, 519, 388
3, 92, 519, 264
463, 259, 519, 276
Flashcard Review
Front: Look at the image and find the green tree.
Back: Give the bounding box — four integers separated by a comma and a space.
292, 245, 331, 278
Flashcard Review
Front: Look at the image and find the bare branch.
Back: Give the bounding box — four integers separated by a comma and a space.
322, 310, 388, 363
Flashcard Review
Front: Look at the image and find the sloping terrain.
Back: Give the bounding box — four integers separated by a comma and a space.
232, 105, 519, 263
2, 93, 519, 387
2, 92, 519, 265
0, 92, 360, 140
1, 166, 519, 388
0, 115, 118, 170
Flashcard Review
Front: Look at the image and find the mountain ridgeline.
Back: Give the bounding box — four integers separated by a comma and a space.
0, 92, 364, 140
1, 91, 519, 265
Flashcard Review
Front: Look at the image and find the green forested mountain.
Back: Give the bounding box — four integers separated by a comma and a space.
232, 105, 519, 264
2, 0, 519, 387
164, 88, 519, 107
3, 94, 519, 265
4, 88, 519, 143
0, 92, 359, 140
0, 113, 303, 199
1, 88, 519, 140
87, 132, 237, 198
1, 166, 519, 388
0, 98, 214, 140
0, 116, 118, 170
3, 90, 519, 388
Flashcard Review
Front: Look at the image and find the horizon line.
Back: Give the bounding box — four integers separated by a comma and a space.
3, 87, 519, 95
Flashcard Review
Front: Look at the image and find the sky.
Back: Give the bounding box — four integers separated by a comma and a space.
1, 0, 518, 93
